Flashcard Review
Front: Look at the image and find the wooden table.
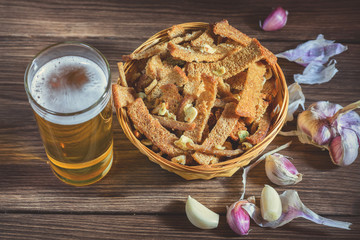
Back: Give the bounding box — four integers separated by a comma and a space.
1, 0, 359, 239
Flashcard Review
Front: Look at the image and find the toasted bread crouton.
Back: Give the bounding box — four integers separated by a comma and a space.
145, 56, 188, 99
235, 62, 267, 118
245, 99, 269, 125
144, 79, 158, 95
225, 71, 247, 91
187, 142, 243, 157
190, 28, 214, 47
183, 74, 204, 98
186, 39, 272, 79
184, 74, 218, 143
192, 102, 239, 165
213, 20, 252, 46
167, 25, 186, 39
122, 41, 168, 61
159, 84, 182, 114
135, 74, 153, 92
127, 98, 185, 157
175, 30, 203, 43
153, 115, 196, 131
112, 84, 136, 109
117, 62, 128, 87
145, 55, 163, 80
168, 42, 235, 63
229, 119, 247, 141
149, 65, 188, 99
122, 30, 202, 61
260, 45, 277, 66
246, 111, 271, 145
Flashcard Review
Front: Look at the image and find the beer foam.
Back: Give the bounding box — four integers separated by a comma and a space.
30, 56, 109, 125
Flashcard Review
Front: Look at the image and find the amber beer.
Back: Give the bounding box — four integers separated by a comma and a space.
25, 43, 113, 186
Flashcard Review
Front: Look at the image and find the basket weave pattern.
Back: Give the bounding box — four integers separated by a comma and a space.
116, 22, 289, 180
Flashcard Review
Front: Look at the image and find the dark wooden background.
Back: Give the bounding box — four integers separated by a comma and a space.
0, 0, 359, 239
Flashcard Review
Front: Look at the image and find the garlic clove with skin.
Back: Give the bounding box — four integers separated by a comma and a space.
185, 195, 219, 230
329, 129, 359, 166
265, 153, 303, 186
226, 200, 250, 235
260, 7, 288, 31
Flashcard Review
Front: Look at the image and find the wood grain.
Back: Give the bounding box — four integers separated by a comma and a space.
0, 0, 359, 239
1, 214, 359, 240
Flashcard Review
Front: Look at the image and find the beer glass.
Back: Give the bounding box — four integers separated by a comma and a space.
24, 42, 113, 186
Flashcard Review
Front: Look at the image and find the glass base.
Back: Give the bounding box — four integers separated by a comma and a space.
50, 156, 113, 186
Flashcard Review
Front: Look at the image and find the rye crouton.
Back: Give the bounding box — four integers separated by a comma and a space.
213, 19, 252, 46
235, 62, 267, 119
246, 111, 271, 145
186, 39, 274, 79
112, 84, 136, 109
127, 98, 185, 157
183, 74, 218, 143
192, 102, 240, 165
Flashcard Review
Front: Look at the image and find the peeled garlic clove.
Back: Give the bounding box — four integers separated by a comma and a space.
185, 195, 219, 229
329, 129, 359, 166
265, 153, 303, 186
226, 200, 250, 235
260, 185, 282, 222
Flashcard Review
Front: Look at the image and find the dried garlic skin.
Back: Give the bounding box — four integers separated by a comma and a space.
276, 34, 348, 67
265, 153, 303, 186
185, 195, 219, 230
226, 200, 250, 235
260, 185, 282, 222
286, 83, 305, 122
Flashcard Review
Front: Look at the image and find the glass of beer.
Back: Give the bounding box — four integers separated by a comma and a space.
24, 42, 113, 186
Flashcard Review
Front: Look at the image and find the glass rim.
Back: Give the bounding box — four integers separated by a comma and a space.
24, 41, 111, 117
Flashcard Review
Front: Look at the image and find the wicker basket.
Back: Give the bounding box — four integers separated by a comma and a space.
116, 22, 289, 180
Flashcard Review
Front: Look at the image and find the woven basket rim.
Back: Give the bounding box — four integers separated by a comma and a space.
116, 22, 289, 178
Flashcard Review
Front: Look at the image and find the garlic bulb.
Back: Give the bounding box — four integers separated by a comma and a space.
297, 100, 360, 166
185, 195, 219, 229
226, 200, 250, 235
265, 153, 303, 186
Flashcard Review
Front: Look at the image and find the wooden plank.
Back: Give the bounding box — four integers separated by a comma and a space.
0, 0, 359, 42
0, 214, 359, 239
